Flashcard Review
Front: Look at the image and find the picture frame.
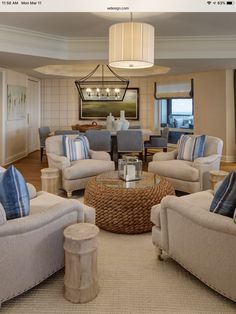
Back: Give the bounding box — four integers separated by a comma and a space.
79, 88, 139, 120
7, 85, 26, 121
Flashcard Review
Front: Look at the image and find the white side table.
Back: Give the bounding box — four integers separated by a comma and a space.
63, 223, 100, 303
41, 168, 59, 195
209, 170, 228, 189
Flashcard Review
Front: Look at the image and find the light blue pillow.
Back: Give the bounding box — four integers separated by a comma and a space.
177, 134, 206, 161
0, 166, 30, 220
209, 171, 236, 218
62, 135, 90, 161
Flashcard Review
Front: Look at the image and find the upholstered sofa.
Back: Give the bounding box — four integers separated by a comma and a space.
148, 135, 223, 193
46, 135, 115, 197
151, 190, 236, 302
0, 188, 95, 306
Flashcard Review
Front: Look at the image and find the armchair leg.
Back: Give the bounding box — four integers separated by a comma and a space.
156, 247, 164, 261
163, 147, 167, 152
67, 191, 72, 198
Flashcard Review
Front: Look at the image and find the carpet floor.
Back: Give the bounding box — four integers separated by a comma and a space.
1, 230, 236, 314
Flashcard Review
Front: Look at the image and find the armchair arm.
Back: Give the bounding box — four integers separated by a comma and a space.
46, 152, 71, 169
161, 196, 236, 236
193, 154, 221, 166
0, 199, 95, 237
89, 150, 111, 161
193, 154, 221, 190
153, 149, 178, 161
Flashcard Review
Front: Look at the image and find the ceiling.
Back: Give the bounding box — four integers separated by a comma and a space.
0, 12, 236, 78
1, 12, 236, 37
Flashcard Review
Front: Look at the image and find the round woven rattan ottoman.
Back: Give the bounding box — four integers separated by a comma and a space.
84, 171, 175, 234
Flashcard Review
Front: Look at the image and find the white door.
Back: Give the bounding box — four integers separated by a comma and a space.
27, 79, 40, 154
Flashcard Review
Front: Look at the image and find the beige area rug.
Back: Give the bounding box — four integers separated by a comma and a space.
1, 230, 236, 314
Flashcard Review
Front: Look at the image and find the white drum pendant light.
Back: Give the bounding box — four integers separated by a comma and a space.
109, 16, 155, 69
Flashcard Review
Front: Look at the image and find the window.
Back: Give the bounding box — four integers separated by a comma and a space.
160, 98, 194, 130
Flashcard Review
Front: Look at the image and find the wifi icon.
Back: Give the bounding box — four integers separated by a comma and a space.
207, 1, 212, 4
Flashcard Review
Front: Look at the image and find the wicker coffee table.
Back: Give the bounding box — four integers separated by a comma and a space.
84, 171, 175, 234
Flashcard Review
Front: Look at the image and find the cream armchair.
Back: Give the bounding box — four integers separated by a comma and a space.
148, 135, 223, 193
0, 188, 95, 307
151, 190, 236, 302
46, 135, 115, 197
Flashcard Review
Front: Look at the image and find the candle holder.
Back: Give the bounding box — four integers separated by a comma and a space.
118, 156, 142, 182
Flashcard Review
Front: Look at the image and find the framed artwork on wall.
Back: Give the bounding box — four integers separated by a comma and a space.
79, 88, 139, 120
7, 85, 26, 120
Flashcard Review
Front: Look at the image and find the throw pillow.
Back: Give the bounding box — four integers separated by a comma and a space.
0, 166, 30, 220
177, 134, 206, 161
63, 135, 90, 161
209, 171, 236, 218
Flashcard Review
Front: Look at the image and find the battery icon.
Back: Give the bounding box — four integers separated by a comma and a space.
227, 1, 234, 4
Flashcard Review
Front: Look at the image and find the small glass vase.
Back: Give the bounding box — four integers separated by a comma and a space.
118, 156, 142, 182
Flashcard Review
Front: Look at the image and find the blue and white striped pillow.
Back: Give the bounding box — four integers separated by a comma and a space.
63, 135, 90, 161
0, 166, 30, 220
210, 171, 236, 218
177, 134, 206, 161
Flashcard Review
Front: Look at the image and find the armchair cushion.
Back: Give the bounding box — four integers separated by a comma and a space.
63, 159, 115, 180
177, 134, 206, 161
0, 166, 30, 220
149, 159, 199, 182
62, 135, 90, 161
210, 171, 236, 218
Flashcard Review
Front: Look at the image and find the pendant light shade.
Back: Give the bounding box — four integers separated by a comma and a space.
109, 22, 155, 69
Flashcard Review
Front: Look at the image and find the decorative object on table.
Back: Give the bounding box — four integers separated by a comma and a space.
7, 85, 26, 120
41, 168, 59, 195
75, 64, 129, 102
118, 156, 142, 182
113, 118, 122, 131
84, 171, 175, 234
109, 13, 154, 69
209, 170, 229, 189
79, 88, 139, 120
71, 121, 103, 132
120, 110, 129, 130
106, 112, 115, 131
63, 223, 100, 303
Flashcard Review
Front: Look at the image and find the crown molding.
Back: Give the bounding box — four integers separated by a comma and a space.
1, 25, 236, 61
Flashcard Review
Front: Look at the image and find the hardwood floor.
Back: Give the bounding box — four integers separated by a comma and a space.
4, 150, 236, 192
7, 150, 48, 191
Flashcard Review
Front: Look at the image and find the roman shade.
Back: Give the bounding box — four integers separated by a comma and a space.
155, 79, 193, 99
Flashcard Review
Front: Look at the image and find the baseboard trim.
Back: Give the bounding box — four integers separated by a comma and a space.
221, 155, 236, 163
3, 151, 28, 166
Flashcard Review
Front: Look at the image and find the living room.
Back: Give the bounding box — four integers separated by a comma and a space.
0, 3, 236, 313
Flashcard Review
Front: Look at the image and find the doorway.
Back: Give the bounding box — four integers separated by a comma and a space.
27, 78, 40, 154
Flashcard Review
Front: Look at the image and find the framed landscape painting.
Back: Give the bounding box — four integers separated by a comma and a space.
79, 88, 139, 120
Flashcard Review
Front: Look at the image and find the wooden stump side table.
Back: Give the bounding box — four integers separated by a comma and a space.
63, 223, 100, 304
41, 168, 59, 195
209, 170, 229, 189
